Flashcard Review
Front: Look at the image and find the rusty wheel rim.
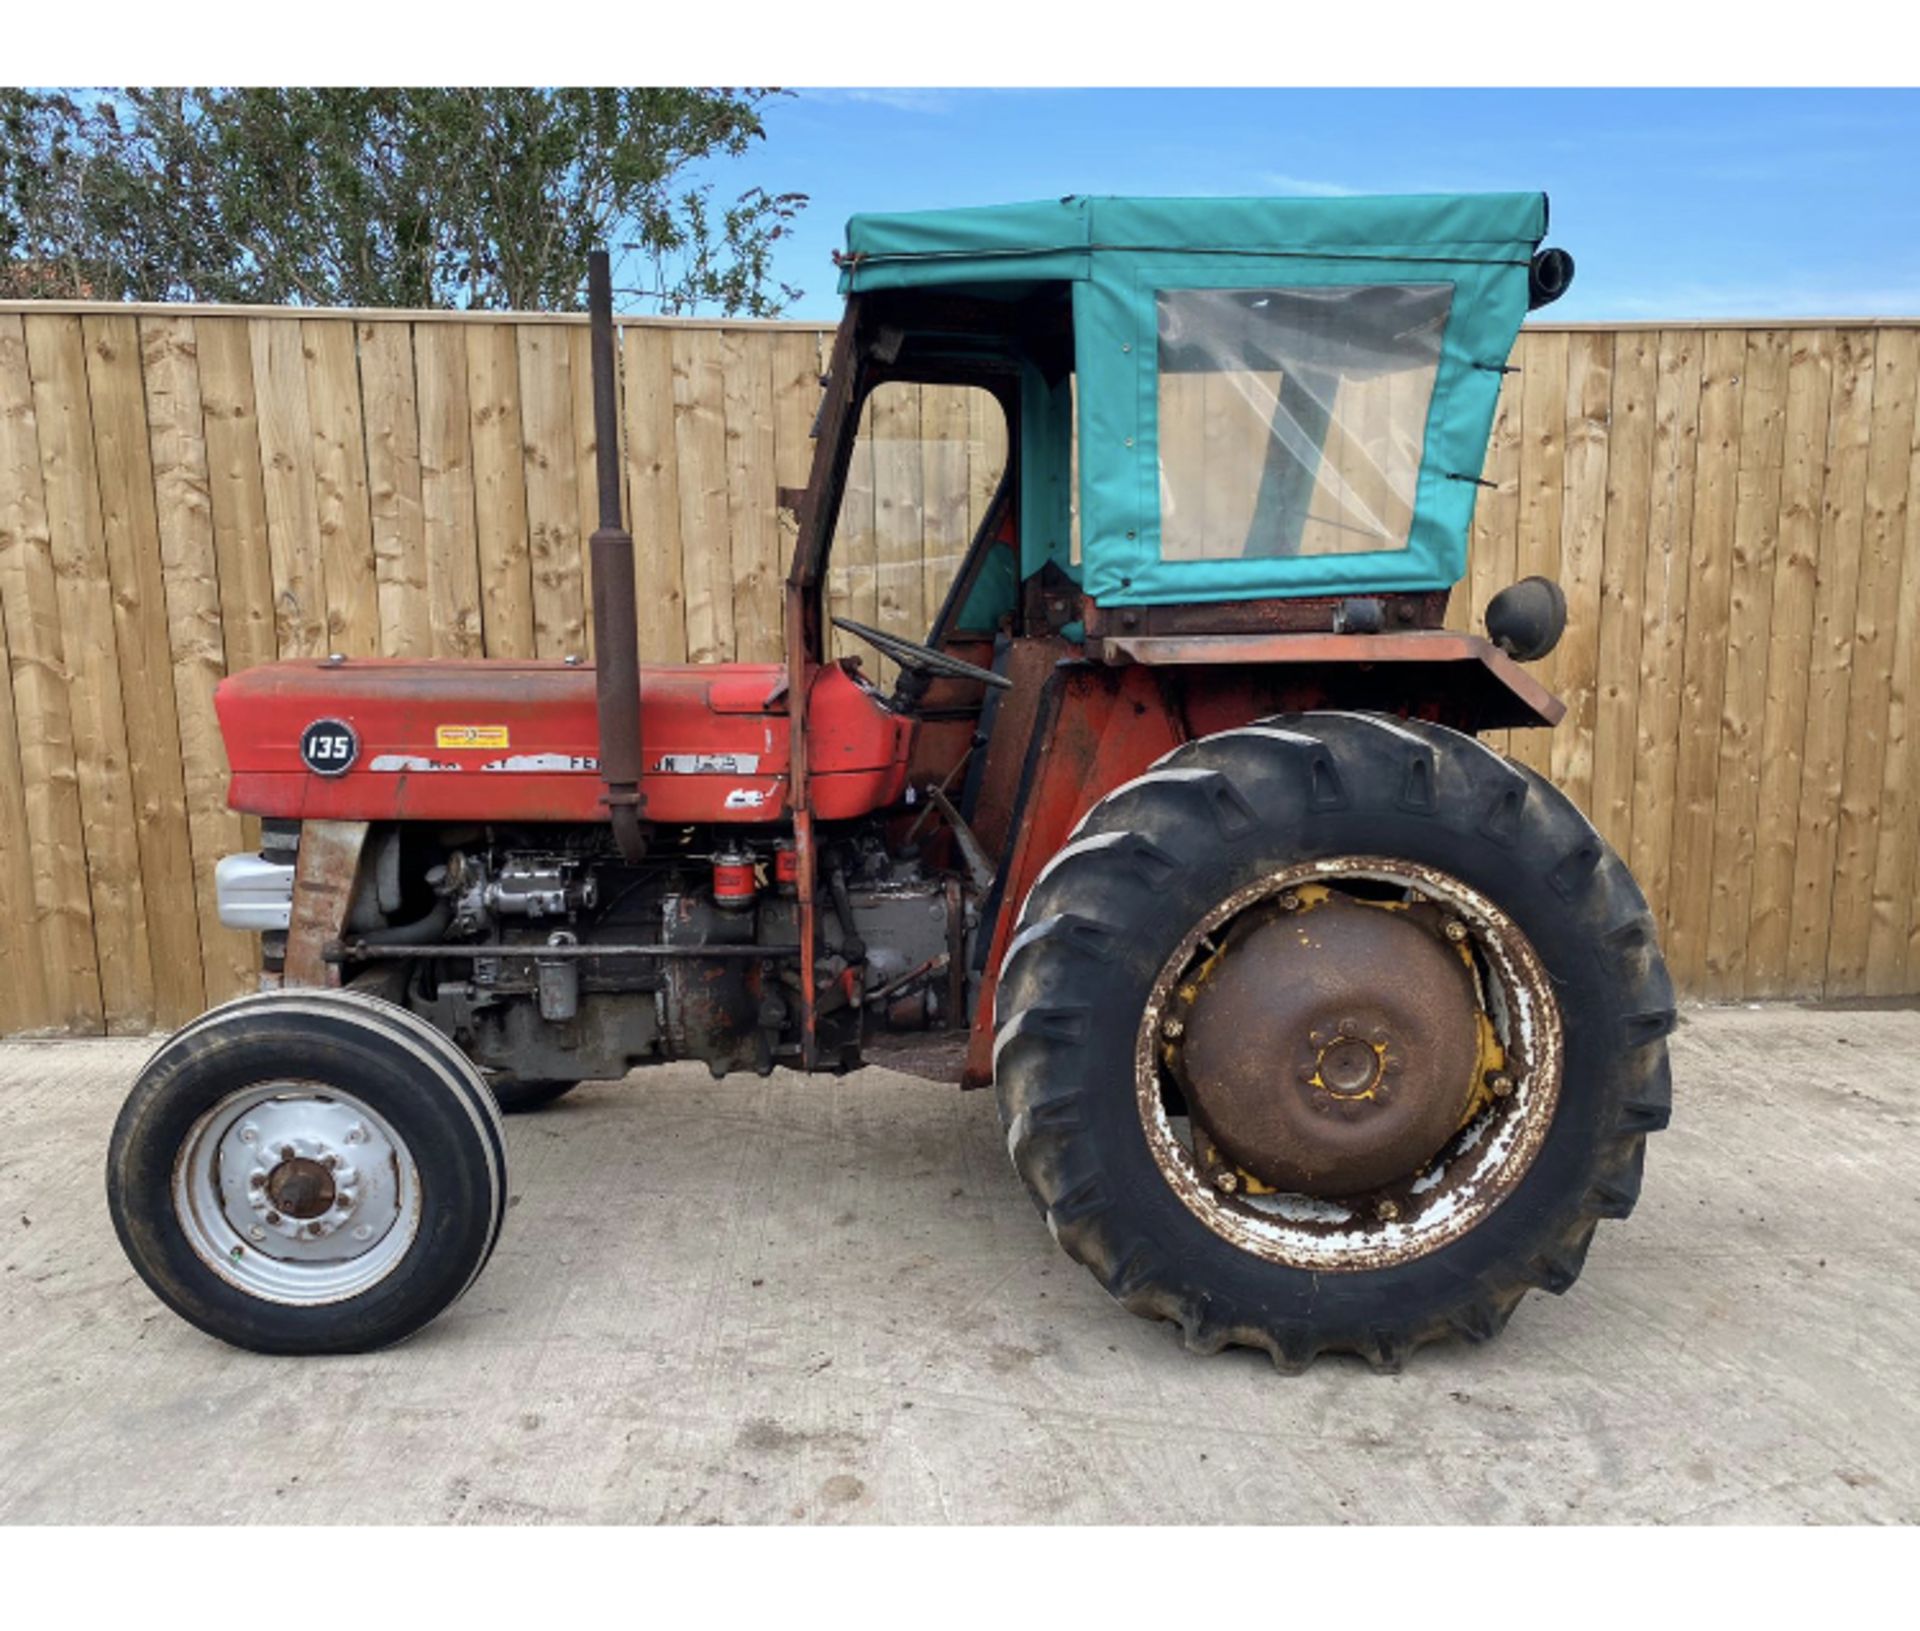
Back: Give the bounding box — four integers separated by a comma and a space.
1134, 856, 1563, 1273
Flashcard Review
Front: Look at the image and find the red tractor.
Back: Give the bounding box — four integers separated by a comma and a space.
106, 193, 1672, 1369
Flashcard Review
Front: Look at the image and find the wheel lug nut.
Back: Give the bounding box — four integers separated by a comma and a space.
249, 1226, 265, 1241
1444, 919, 1469, 943
1490, 1073, 1515, 1098
265, 1210, 282, 1226
1162, 1017, 1184, 1040
1377, 1199, 1401, 1222
1210, 1168, 1241, 1194
1278, 891, 1301, 912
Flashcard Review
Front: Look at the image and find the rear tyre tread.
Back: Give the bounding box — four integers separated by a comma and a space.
994, 709, 1674, 1370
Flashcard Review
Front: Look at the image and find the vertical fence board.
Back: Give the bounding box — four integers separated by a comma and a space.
872, 384, 926, 685
968, 386, 1007, 541
721, 329, 782, 665
249, 320, 328, 658
1627, 330, 1704, 942
671, 328, 734, 665
465, 324, 535, 658
1786, 330, 1876, 992
1746, 332, 1834, 995
0, 315, 94, 1031
622, 326, 685, 666
41, 321, 153, 1030
16, 315, 131, 1033
1825, 328, 1918, 995
922, 386, 975, 626
413, 324, 484, 658
356, 321, 430, 658
83, 312, 206, 1027
195, 319, 279, 678
303, 321, 381, 658
770, 330, 826, 655
0, 551, 45, 1031
1664, 329, 1747, 990
515, 325, 588, 662
1550, 331, 1613, 811
1868, 346, 1920, 993
1510, 333, 1568, 776
140, 315, 256, 1008
1702, 330, 1790, 997
1590, 331, 1656, 857
566, 325, 604, 659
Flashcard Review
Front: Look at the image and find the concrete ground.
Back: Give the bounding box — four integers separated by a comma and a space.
0, 1005, 1914, 1525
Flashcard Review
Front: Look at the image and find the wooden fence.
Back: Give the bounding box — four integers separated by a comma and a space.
0, 302, 1915, 1035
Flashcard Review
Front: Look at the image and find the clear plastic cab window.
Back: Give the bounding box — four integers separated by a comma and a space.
1155, 283, 1453, 560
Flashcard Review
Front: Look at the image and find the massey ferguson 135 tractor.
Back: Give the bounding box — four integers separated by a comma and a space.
107, 192, 1673, 1368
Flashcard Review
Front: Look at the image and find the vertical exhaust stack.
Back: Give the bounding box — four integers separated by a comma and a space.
586, 250, 647, 862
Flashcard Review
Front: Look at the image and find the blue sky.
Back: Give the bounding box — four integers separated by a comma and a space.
721, 88, 1920, 323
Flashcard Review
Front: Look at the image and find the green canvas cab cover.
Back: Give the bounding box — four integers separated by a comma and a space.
839, 193, 1551, 606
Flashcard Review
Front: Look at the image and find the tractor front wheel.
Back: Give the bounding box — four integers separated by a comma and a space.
993, 711, 1674, 1370
107, 988, 508, 1355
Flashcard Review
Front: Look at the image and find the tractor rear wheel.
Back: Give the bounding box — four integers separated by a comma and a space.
993, 711, 1673, 1370
106, 988, 508, 1355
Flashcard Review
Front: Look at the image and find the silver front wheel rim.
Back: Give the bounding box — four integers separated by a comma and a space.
172, 1081, 421, 1306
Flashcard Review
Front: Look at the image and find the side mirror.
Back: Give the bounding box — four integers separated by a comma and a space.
1527, 248, 1575, 310
1485, 576, 1567, 663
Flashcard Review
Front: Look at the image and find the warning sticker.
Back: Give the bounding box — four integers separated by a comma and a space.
435, 724, 510, 750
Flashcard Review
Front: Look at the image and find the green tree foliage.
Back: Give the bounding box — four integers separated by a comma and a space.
0, 88, 806, 314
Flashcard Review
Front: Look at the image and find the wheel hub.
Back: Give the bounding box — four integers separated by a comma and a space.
1314, 1033, 1385, 1098
264, 1156, 336, 1220
1169, 889, 1483, 1197
177, 1088, 415, 1293
241, 1121, 366, 1242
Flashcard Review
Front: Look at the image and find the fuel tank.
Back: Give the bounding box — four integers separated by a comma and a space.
216, 658, 911, 823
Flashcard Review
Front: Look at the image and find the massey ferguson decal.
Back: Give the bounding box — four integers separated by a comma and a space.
298, 718, 359, 776
479, 754, 599, 773
367, 754, 463, 773
656, 752, 761, 774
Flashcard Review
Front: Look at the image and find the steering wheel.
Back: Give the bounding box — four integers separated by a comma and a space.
831, 617, 1011, 691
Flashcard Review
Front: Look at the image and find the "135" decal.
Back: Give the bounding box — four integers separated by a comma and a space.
299, 718, 359, 776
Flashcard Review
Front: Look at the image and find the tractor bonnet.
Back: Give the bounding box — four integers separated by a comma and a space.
838, 193, 1554, 607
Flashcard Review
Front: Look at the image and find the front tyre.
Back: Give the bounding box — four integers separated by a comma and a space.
993, 711, 1674, 1370
107, 989, 508, 1355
